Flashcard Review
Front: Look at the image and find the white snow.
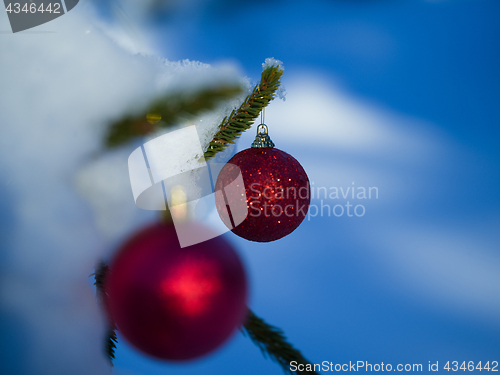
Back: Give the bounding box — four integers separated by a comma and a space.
262, 57, 284, 71
0, 5, 244, 375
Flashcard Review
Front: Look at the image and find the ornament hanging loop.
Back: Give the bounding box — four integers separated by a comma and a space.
251, 123, 275, 148
257, 124, 268, 135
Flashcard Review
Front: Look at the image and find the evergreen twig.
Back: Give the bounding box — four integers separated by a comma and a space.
91, 262, 118, 365
243, 310, 319, 375
203, 63, 284, 160
106, 84, 243, 148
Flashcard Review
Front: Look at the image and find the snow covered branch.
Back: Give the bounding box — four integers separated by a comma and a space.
106, 84, 244, 148
203, 61, 285, 160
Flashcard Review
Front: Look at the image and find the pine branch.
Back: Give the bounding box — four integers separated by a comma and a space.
91, 262, 118, 365
203, 63, 284, 160
106, 84, 243, 148
243, 310, 319, 375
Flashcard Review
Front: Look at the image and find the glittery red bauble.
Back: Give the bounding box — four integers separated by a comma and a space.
105, 222, 248, 361
215, 147, 310, 242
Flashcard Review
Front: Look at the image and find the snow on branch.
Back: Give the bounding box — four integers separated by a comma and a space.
203, 60, 285, 160
105, 83, 244, 148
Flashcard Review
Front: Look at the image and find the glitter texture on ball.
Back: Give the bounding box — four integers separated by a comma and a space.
215, 147, 310, 242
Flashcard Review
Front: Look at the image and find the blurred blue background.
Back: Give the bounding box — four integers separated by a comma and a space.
93, 0, 499, 374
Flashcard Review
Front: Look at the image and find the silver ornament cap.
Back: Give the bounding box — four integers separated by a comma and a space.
251, 124, 275, 148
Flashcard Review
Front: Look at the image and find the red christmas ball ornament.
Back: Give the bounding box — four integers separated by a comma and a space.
105, 222, 248, 361
215, 124, 310, 242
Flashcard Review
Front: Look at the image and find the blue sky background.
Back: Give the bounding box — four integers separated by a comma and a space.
165, 0, 500, 157
1, 0, 499, 374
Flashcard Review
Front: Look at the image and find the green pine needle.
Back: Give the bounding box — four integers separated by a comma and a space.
106, 84, 243, 148
203, 63, 284, 160
91, 262, 118, 365
243, 310, 319, 375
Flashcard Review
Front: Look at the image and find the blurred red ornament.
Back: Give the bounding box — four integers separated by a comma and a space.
215, 124, 310, 242
105, 222, 248, 361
